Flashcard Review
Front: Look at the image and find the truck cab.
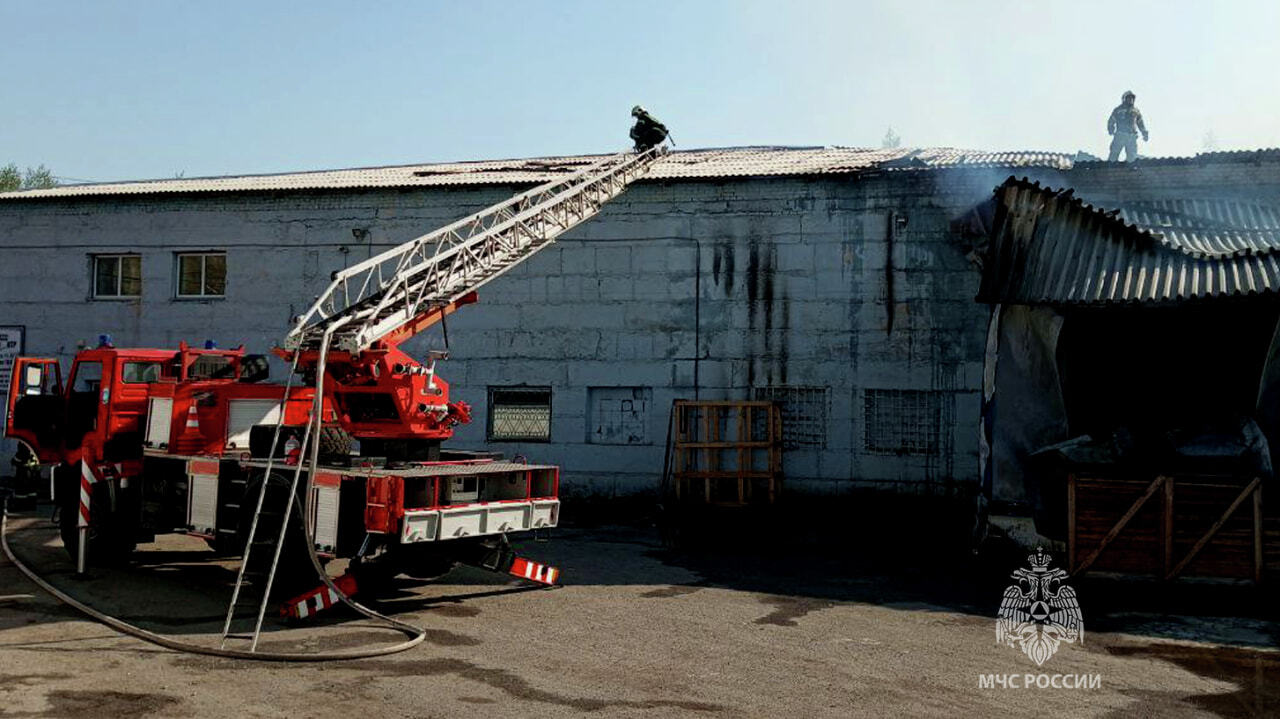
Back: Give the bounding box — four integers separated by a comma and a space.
5, 340, 240, 467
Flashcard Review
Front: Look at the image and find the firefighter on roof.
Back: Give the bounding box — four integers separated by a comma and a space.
1107, 91, 1149, 162
630, 105, 669, 152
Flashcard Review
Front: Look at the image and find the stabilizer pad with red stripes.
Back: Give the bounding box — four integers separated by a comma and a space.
280, 573, 359, 620
509, 557, 559, 586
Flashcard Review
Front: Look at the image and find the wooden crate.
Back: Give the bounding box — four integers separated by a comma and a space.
1068, 473, 1278, 583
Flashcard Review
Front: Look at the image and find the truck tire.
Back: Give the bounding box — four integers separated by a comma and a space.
318, 426, 354, 462
236, 471, 322, 596
58, 469, 137, 567
389, 543, 460, 581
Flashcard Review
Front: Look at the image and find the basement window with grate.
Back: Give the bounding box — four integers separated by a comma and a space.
753, 386, 829, 449
863, 389, 942, 456
487, 386, 553, 442
92, 254, 142, 299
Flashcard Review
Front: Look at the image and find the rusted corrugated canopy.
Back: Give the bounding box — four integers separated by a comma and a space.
979, 177, 1280, 305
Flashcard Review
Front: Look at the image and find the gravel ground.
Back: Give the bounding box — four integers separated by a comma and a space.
1, 507, 1277, 718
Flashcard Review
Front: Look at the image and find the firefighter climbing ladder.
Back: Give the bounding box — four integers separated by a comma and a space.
223, 147, 667, 652
285, 147, 666, 354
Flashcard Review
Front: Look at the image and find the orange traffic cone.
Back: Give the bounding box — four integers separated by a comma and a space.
176, 401, 204, 449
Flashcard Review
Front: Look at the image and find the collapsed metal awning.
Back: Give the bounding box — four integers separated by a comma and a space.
978, 177, 1280, 305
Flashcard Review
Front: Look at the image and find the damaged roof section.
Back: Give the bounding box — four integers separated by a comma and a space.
0, 146, 1075, 200
979, 177, 1280, 305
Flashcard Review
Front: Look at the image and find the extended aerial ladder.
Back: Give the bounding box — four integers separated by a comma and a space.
222, 146, 667, 651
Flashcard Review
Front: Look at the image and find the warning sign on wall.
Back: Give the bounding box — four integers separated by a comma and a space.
0, 326, 25, 434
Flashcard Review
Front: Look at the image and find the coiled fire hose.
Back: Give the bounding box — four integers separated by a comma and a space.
1, 491, 426, 662
1, 491, 425, 661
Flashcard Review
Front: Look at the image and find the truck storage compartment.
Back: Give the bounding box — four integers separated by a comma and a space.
486, 502, 531, 533
438, 506, 485, 539
145, 397, 173, 448
530, 467, 558, 498
401, 510, 440, 543
530, 499, 559, 529
481, 472, 527, 502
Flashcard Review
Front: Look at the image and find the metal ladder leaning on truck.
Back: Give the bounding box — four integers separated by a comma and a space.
4, 142, 668, 655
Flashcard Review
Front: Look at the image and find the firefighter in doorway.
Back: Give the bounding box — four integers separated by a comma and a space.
7, 443, 40, 510
630, 106, 669, 152
1107, 91, 1149, 162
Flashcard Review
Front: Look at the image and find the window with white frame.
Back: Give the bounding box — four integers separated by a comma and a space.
92, 254, 141, 299
175, 252, 226, 298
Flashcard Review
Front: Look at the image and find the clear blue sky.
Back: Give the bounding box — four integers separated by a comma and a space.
3, 0, 1278, 183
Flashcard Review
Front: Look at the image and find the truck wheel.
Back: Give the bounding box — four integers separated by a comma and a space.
318, 426, 353, 462
390, 544, 459, 581
58, 474, 137, 567
237, 471, 322, 596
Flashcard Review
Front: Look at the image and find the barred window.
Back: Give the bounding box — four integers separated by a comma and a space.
753, 386, 828, 448
93, 254, 141, 298
864, 389, 941, 456
488, 386, 552, 442
176, 252, 226, 298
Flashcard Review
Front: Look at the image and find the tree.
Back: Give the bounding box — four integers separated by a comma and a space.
0, 164, 19, 192
0, 163, 57, 191
881, 126, 902, 149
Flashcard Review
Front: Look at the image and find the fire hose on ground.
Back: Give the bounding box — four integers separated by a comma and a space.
0, 492, 427, 662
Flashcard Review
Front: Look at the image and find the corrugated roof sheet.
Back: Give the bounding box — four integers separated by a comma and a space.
0, 145, 1075, 201
979, 177, 1280, 305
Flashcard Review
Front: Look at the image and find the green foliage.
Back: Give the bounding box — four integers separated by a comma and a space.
23, 165, 56, 189
0, 164, 20, 192
0, 163, 58, 191
881, 127, 902, 149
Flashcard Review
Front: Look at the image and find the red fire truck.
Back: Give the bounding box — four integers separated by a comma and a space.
4, 150, 661, 626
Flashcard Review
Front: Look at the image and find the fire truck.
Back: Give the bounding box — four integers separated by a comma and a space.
5, 148, 663, 642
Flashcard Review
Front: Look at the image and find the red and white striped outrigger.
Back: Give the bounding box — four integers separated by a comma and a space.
509, 557, 558, 586
279, 554, 561, 621
281, 573, 360, 620
75, 460, 124, 575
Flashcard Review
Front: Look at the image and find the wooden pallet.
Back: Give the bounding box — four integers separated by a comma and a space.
668, 400, 782, 506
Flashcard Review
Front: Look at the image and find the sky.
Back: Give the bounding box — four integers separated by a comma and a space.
2, 0, 1279, 183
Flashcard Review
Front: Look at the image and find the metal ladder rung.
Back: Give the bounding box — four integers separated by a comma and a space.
285, 147, 663, 352
219, 351, 316, 652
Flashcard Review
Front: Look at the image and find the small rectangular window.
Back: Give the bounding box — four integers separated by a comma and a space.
487, 387, 552, 442
92, 254, 141, 298
122, 362, 163, 384
175, 252, 226, 298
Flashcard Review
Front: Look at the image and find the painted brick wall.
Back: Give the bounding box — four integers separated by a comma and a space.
3, 159, 1276, 495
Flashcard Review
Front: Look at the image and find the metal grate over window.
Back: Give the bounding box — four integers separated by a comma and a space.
487, 386, 552, 442
752, 386, 828, 449
864, 389, 941, 456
